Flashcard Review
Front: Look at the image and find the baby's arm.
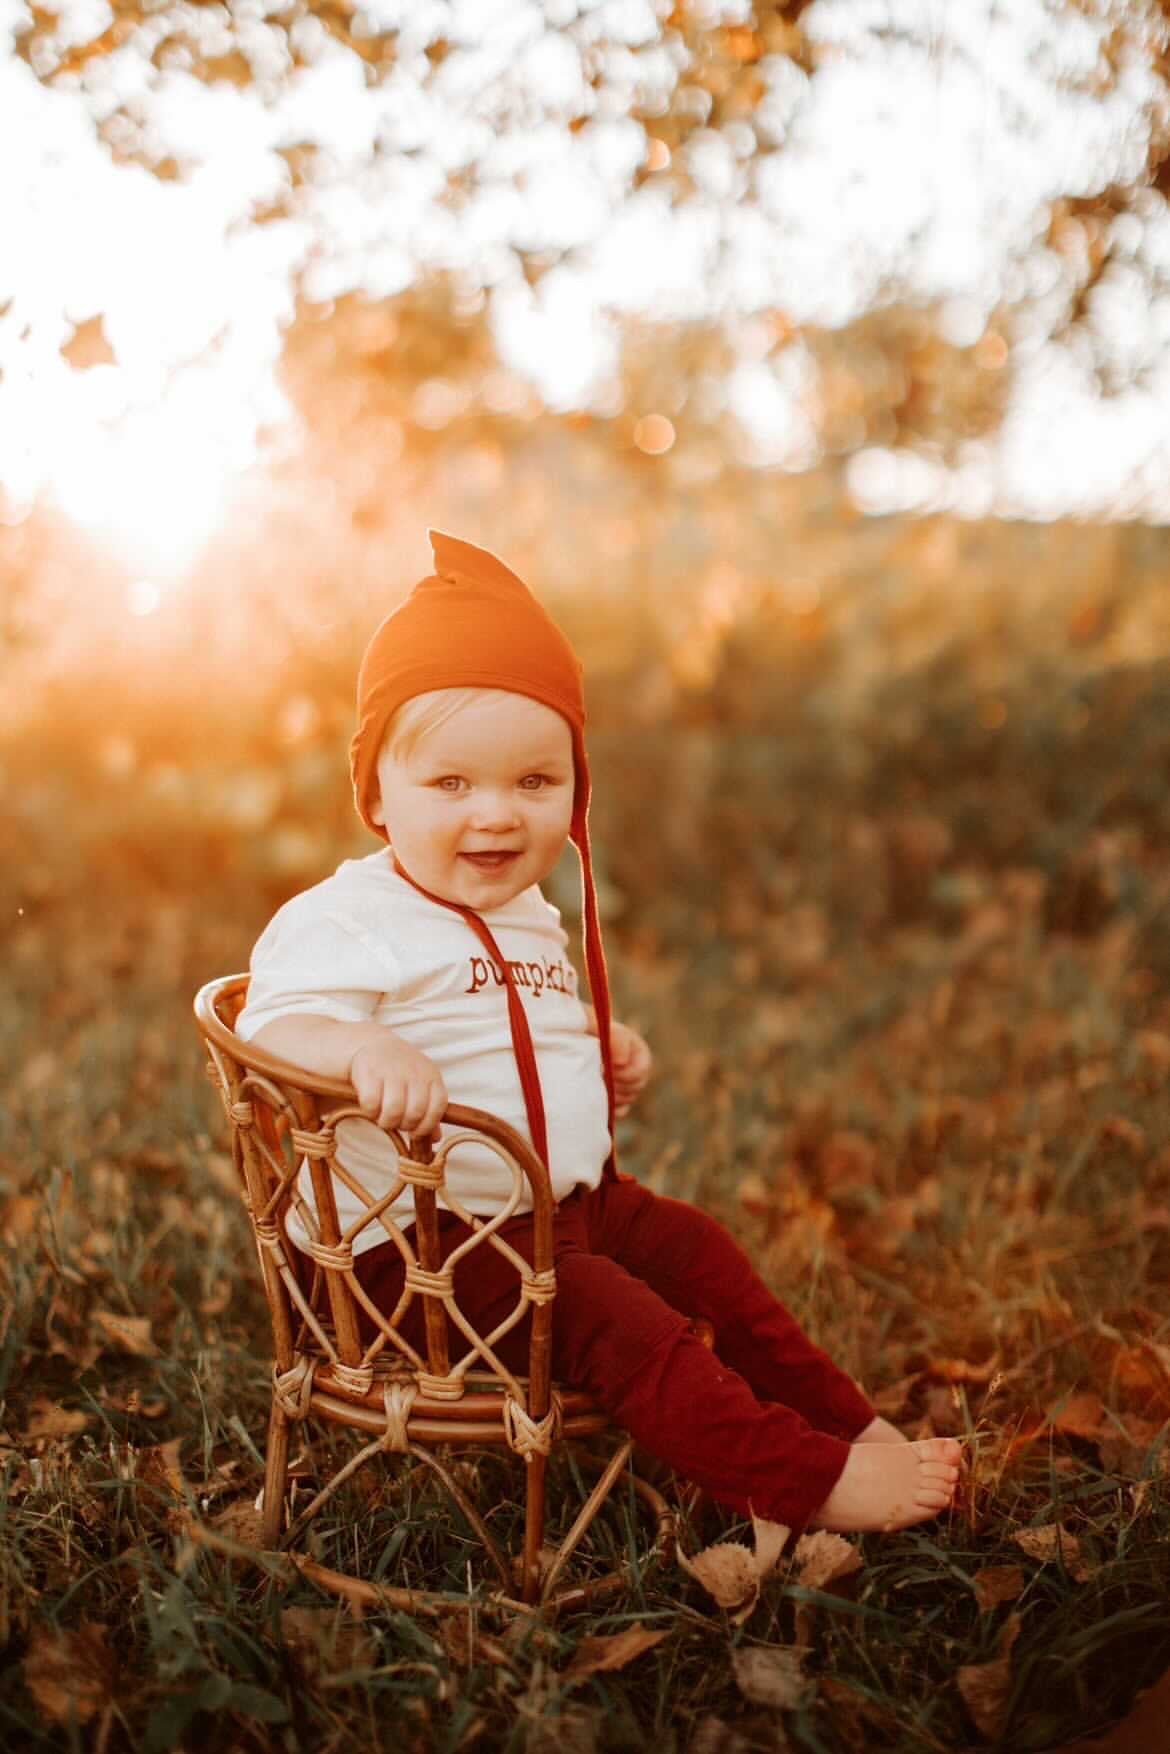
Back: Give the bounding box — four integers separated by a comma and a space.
251, 1015, 448, 1138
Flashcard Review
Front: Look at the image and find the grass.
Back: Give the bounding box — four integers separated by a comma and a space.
3, 632, 1170, 1752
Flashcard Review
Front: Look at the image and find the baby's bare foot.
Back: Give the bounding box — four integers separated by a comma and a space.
852, 1415, 910, 1445
809, 1437, 962, 1533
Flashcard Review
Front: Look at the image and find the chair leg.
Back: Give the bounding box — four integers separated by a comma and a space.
521, 1453, 548, 1605
260, 1399, 292, 1548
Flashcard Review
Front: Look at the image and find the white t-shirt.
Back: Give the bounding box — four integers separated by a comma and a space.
235, 850, 611, 1254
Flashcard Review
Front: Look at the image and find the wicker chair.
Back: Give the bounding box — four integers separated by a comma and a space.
193, 973, 698, 1610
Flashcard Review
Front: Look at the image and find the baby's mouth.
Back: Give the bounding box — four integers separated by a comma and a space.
460, 851, 521, 870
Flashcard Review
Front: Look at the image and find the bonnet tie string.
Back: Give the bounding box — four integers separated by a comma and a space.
391, 858, 550, 1170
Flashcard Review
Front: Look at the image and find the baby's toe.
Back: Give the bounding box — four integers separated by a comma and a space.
915, 1437, 962, 1465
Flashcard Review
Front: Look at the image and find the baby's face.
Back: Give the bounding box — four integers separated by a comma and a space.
371, 691, 575, 909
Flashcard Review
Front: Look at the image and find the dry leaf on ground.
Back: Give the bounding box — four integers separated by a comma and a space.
23, 1621, 116, 1726
209, 1497, 266, 1547
956, 1612, 1021, 1741
677, 1514, 791, 1622
791, 1530, 863, 1592
561, 1622, 670, 1684
526, 1702, 601, 1754
1097, 1412, 1169, 1479
688, 1714, 759, 1754
141, 1437, 185, 1497
731, 1644, 810, 1711
1013, 1523, 1093, 1582
926, 1354, 1001, 1384
677, 1542, 761, 1619
280, 1605, 375, 1675
92, 1309, 159, 1357
1046, 1389, 1106, 1440
749, 1513, 791, 1580
21, 1399, 92, 1442
971, 1564, 1025, 1610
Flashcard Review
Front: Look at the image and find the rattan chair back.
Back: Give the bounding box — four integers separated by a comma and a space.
193, 972, 671, 1607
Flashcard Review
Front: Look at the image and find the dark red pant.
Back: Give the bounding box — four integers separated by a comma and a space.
345, 1173, 876, 1531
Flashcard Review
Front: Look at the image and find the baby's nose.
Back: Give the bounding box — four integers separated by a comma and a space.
470, 792, 520, 828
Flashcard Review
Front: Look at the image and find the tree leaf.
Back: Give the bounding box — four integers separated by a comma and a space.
23, 1621, 115, 1726
731, 1644, 810, 1710
93, 1308, 159, 1357
956, 1612, 1021, 1741
1013, 1523, 1092, 1582
957, 1654, 1013, 1741
21, 1399, 92, 1441
562, 1622, 670, 1683
971, 1564, 1025, 1610
750, 1514, 791, 1581
676, 1541, 760, 1619
791, 1529, 863, 1591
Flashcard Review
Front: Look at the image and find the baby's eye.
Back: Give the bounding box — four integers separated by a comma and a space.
435, 776, 465, 792
519, 774, 551, 790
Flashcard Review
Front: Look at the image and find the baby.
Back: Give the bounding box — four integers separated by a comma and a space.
237, 530, 961, 1536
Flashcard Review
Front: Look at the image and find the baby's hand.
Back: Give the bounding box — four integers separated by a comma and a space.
349, 1032, 448, 1137
610, 1020, 653, 1118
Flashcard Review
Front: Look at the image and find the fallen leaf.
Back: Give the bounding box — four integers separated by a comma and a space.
1110, 1345, 1170, 1418
1013, 1523, 1092, 1582
737, 1172, 772, 1216
1046, 1389, 1106, 1440
22, 1400, 92, 1442
209, 1497, 265, 1548
280, 1605, 376, 1675
927, 1354, 1001, 1385
819, 1675, 901, 1740
749, 1513, 791, 1581
1096, 1412, 1167, 1478
971, 1564, 1025, 1610
199, 1278, 232, 1315
526, 1701, 601, 1754
956, 1611, 1019, 1742
92, 1309, 158, 1357
562, 1622, 670, 1683
678, 1514, 791, 1622
23, 1621, 116, 1725
688, 1715, 755, 1754
791, 1530, 863, 1592
961, 1655, 1017, 1739
141, 1437, 185, 1498
998, 1409, 1049, 1462
731, 1644, 809, 1710
1, 1194, 41, 1242
677, 1541, 760, 1619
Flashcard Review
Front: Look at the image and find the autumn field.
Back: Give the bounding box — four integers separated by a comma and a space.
4, 529, 1170, 1753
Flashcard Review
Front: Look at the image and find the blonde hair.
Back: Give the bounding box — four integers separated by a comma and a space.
379, 687, 516, 765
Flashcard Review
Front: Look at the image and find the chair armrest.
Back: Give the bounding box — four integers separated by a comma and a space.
193, 974, 556, 1229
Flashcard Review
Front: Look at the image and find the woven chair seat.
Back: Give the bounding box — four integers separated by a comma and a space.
193, 972, 697, 1610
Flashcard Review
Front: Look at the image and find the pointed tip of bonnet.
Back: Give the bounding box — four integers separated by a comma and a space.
427, 528, 532, 597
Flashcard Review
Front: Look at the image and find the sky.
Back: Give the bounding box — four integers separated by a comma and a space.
2, 0, 1169, 585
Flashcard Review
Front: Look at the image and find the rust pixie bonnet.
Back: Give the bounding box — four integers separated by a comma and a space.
349, 529, 617, 1176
